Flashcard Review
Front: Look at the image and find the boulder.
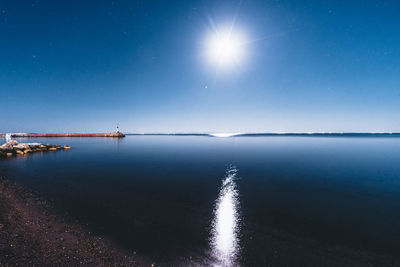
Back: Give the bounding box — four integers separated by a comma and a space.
14, 144, 30, 150
0, 140, 19, 150
27, 143, 41, 149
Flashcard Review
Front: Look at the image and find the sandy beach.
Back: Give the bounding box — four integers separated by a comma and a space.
0, 176, 149, 266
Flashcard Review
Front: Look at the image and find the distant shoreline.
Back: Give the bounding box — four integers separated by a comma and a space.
125, 132, 400, 137
1, 132, 399, 139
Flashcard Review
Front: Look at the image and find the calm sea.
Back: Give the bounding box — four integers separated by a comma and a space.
2, 135, 400, 266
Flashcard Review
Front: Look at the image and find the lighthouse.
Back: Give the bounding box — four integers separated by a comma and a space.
116, 123, 120, 133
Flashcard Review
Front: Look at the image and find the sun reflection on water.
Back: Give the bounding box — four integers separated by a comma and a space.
210, 166, 240, 267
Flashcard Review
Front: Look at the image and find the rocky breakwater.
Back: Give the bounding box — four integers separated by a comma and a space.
9, 132, 125, 138
0, 140, 70, 158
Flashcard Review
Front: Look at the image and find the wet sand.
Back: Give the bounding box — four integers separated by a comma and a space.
0, 176, 149, 266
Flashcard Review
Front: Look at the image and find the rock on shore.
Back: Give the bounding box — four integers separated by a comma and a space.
0, 141, 69, 158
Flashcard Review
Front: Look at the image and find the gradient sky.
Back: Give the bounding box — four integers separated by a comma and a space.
1, 0, 399, 133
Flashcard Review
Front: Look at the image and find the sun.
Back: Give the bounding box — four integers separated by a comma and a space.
205, 29, 246, 69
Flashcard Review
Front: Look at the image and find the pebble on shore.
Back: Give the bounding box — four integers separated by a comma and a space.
0, 140, 70, 158
0, 177, 146, 266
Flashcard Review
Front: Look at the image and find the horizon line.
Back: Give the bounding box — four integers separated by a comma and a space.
124, 132, 400, 136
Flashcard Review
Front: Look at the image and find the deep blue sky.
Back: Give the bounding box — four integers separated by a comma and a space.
1, 0, 399, 133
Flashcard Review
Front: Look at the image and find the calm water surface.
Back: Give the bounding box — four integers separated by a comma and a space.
2, 136, 400, 265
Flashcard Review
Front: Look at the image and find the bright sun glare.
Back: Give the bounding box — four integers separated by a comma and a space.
206, 29, 245, 69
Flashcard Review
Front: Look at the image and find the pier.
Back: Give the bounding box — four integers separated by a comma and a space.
0, 132, 125, 138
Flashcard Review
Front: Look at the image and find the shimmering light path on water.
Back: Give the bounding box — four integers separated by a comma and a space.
210, 166, 240, 266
